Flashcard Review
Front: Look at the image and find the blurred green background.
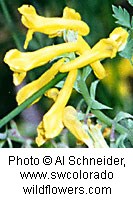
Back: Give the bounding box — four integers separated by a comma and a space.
0, 0, 133, 147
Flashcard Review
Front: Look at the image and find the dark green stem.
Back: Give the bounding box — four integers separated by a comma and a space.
0, 73, 66, 129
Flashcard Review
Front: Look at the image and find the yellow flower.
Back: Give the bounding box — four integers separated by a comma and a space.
61, 8, 106, 80
87, 119, 109, 148
59, 38, 118, 72
35, 69, 77, 146
63, 106, 94, 147
36, 89, 94, 147
4, 40, 80, 84
4, 34, 109, 85
109, 27, 129, 51
18, 5, 90, 49
16, 59, 64, 105
59, 27, 128, 73
36, 88, 59, 146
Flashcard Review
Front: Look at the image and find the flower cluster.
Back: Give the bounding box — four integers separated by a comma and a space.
4, 5, 129, 147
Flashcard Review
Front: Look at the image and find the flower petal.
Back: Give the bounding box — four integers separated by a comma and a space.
24, 29, 34, 49
77, 36, 106, 79
109, 27, 129, 51
4, 41, 80, 73
87, 120, 109, 148
35, 70, 77, 145
63, 7, 81, 20
63, 106, 94, 147
13, 72, 26, 86
16, 59, 64, 105
36, 122, 47, 146
60, 38, 118, 73
45, 88, 59, 102
18, 5, 89, 47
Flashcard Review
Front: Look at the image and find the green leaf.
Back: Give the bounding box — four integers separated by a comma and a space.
126, 119, 133, 129
131, 16, 133, 27
114, 111, 133, 124
91, 100, 112, 110
90, 80, 99, 99
119, 38, 133, 65
0, 140, 6, 148
74, 67, 92, 94
112, 5, 131, 28
116, 134, 128, 148
128, 0, 133, 6
89, 80, 112, 110
55, 80, 65, 88
73, 71, 82, 93
82, 65, 92, 81
113, 112, 133, 147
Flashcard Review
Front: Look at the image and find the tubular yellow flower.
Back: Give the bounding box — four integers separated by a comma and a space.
18, 5, 89, 48
60, 38, 118, 72
35, 69, 77, 146
63, 106, 94, 147
4, 40, 79, 80
61, 7, 106, 80
60, 27, 128, 73
16, 59, 64, 105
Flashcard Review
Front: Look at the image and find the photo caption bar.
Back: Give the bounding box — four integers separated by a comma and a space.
0, 149, 132, 201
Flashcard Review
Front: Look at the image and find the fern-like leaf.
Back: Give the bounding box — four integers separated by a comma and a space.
112, 5, 131, 29
128, 0, 133, 6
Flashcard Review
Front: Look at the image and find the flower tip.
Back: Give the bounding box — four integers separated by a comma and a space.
109, 27, 129, 51
18, 5, 36, 15
4, 49, 18, 64
45, 88, 59, 101
63, 7, 81, 20
35, 135, 46, 147
13, 72, 26, 86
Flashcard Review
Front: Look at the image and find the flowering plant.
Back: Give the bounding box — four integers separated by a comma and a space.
0, 1, 133, 148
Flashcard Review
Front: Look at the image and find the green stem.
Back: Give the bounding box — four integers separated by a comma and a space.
79, 77, 129, 135
91, 109, 128, 134
0, 73, 66, 129
0, 0, 22, 50
78, 71, 92, 108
